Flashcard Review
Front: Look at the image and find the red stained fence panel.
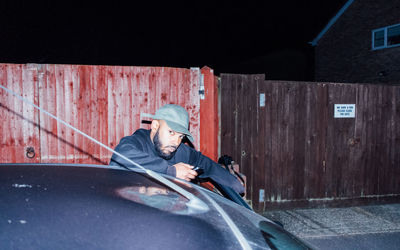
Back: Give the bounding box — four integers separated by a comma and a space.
0, 63, 209, 164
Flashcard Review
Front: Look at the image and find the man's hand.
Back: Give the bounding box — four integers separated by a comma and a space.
173, 162, 198, 181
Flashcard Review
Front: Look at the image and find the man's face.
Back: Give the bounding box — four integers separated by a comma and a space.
153, 120, 185, 160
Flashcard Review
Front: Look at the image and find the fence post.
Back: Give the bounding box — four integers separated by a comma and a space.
200, 66, 218, 161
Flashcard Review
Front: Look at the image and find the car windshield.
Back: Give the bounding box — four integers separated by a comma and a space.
185, 181, 312, 250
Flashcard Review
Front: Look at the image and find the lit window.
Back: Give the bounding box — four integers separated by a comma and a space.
372, 23, 400, 50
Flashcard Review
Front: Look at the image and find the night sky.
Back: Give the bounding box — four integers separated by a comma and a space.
0, 0, 348, 81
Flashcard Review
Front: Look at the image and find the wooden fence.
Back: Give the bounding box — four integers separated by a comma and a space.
3, 64, 399, 212
1, 63, 219, 164
220, 74, 400, 212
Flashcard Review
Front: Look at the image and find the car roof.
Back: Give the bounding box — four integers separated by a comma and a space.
0, 164, 240, 249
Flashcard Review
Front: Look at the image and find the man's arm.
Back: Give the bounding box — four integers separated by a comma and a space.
109, 136, 176, 176
187, 148, 245, 194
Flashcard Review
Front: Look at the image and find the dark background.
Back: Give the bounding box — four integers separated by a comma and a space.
0, 0, 348, 81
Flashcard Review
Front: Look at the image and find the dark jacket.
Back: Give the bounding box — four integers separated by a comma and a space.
109, 129, 244, 194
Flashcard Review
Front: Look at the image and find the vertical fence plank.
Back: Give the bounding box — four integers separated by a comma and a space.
316, 83, 328, 198
188, 68, 201, 150
39, 64, 56, 162
71, 65, 81, 162
220, 74, 234, 159
390, 86, 400, 193
283, 82, 294, 201
0, 64, 11, 161
257, 77, 266, 211
378, 85, 394, 194
356, 85, 367, 195
77, 66, 92, 163
10, 65, 22, 162
22, 64, 40, 163
250, 75, 265, 212
55, 65, 66, 162
234, 76, 242, 168
263, 81, 273, 207
241, 75, 251, 201
96, 66, 110, 163
394, 86, 400, 193
293, 82, 306, 199
365, 84, 379, 195
304, 83, 313, 199
247, 75, 258, 207
269, 81, 280, 204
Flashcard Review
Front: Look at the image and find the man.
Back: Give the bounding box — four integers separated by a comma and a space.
109, 104, 244, 194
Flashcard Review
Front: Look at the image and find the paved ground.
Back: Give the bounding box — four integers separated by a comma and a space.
263, 203, 400, 249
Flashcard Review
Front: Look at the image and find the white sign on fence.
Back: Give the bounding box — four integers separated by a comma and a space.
259, 189, 265, 202
334, 104, 356, 118
260, 93, 265, 107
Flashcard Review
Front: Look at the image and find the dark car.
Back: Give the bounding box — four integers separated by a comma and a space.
0, 163, 312, 250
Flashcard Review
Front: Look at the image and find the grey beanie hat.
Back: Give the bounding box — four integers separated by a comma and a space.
141, 104, 194, 143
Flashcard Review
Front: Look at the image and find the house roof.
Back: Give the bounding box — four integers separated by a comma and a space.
309, 0, 354, 46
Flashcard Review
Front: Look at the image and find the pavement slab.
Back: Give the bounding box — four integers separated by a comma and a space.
263, 203, 400, 249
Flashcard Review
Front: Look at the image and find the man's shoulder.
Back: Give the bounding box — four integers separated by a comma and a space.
132, 128, 150, 138
118, 129, 150, 145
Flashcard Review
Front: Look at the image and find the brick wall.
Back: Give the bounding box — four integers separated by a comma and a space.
315, 0, 400, 84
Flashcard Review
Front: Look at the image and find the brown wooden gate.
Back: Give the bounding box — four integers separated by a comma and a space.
220, 74, 400, 212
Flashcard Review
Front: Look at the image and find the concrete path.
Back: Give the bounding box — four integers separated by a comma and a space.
263, 203, 400, 249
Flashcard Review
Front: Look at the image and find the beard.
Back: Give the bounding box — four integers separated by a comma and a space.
153, 130, 177, 160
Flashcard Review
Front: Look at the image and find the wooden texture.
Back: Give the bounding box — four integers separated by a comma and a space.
0, 64, 40, 163
200, 66, 219, 161
220, 74, 400, 212
1, 63, 205, 164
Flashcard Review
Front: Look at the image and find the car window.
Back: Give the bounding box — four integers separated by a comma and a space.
196, 186, 312, 250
